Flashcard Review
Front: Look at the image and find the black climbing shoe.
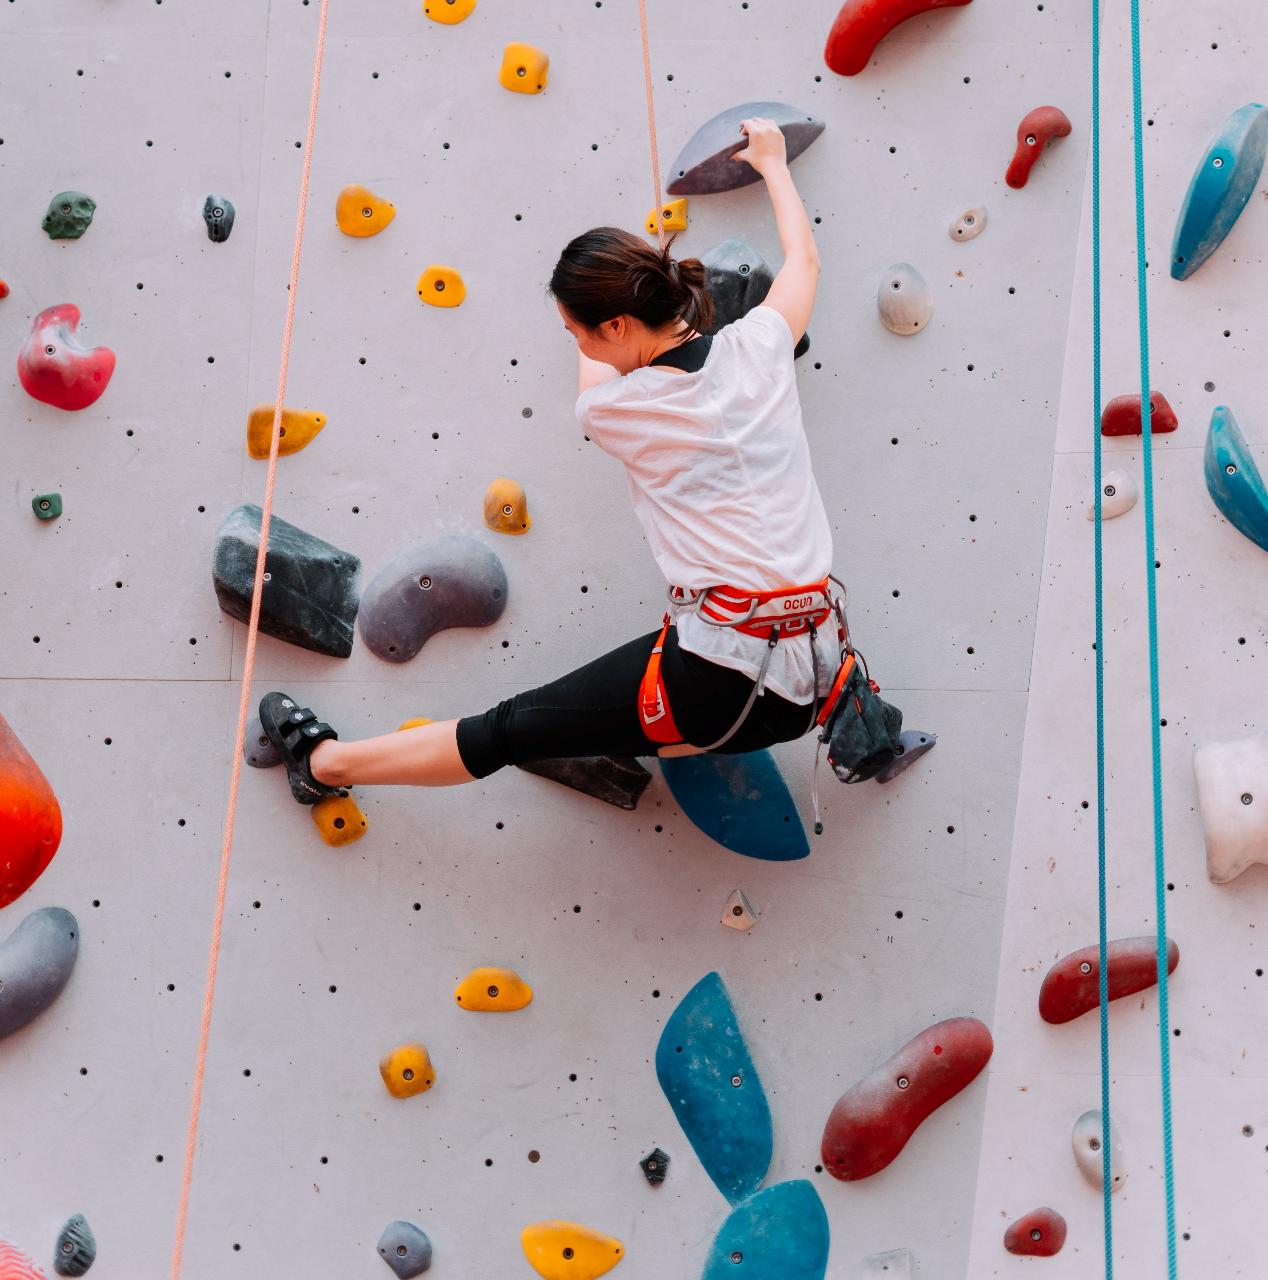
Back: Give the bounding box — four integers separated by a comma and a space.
258, 691, 349, 806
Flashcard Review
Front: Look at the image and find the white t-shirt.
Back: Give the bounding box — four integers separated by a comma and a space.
574, 304, 838, 705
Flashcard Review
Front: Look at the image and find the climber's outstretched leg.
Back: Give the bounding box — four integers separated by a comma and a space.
309, 719, 474, 788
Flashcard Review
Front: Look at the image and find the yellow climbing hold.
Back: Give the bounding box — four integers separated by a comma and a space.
455, 966, 533, 1012
246, 405, 327, 459
379, 1043, 436, 1098
311, 793, 368, 847
423, 0, 476, 24
483, 477, 531, 535
417, 265, 466, 308
521, 1222, 624, 1280
499, 43, 549, 94
397, 717, 435, 732
645, 198, 688, 236
336, 184, 396, 237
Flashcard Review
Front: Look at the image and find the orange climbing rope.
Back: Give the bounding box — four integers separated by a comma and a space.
637, 0, 667, 258
168, 0, 333, 1273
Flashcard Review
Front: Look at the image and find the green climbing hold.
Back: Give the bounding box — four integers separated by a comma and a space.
42, 191, 96, 239
32, 493, 62, 521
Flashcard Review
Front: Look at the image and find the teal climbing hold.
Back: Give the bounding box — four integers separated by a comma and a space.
32, 493, 62, 521
658, 751, 809, 861
53, 1214, 96, 1276
655, 971, 772, 1205
1204, 406, 1268, 553
1171, 103, 1268, 280
701, 1181, 830, 1280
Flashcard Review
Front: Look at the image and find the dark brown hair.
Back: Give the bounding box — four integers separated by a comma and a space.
548, 226, 714, 336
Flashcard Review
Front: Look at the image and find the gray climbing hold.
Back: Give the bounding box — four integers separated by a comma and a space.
640, 1147, 670, 1185
701, 236, 811, 359
878, 263, 933, 335
859, 1248, 915, 1278
203, 194, 236, 243
721, 888, 757, 932
42, 191, 96, 239
666, 102, 825, 196
516, 755, 651, 809
0, 906, 79, 1040
1072, 1108, 1126, 1193
874, 730, 937, 783
377, 1220, 432, 1277
359, 534, 507, 663
212, 504, 362, 658
53, 1214, 97, 1277
949, 206, 987, 242
243, 716, 281, 769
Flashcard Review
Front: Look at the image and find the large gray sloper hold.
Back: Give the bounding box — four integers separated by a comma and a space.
377, 1220, 432, 1277
0, 907, 79, 1040
666, 101, 825, 195
212, 504, 362, 658
54, 1214, 97, 1276
701, 236, 810, 359
359, 534, 508, 663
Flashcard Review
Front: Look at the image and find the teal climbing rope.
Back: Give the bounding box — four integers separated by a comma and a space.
1089, 0, 1114, 1273
1091, 0, 1179, 1273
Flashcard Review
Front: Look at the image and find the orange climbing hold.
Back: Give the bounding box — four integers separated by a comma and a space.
1006, 106, 1072, 188
645, 198, 688, 235
499, 42, 549, 94
0, 712, 62, 909
397, 717, 435, 731
335, 184, 396, 237
455, 966, 533, 1011
1100, 390, 1179, 437
825, 0, 974, 77
423, 0, 476, 23
417, 265, 466, 307
245, 405, 327, 458
311, 793, 368, 847
380, 1043, 436, 1097
483, 477, 531, 535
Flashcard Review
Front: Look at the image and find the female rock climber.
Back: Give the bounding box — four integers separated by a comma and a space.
260, 116, 845, 808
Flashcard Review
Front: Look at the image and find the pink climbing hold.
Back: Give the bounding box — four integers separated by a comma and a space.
1039, 936, 1179, 1025
1005, 106, 1072, 189
1004, 1207, 1067, 1257
1100, 390, 1179, 437
820, 1016, 993, 1180
824, 0, 973, 77
17, 302, 116, 411
0, 1239, 47, 1280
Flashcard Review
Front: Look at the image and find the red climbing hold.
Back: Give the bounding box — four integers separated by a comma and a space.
0, 280, 10, 299
1004, 1207, 1067, 1257
1039, 936, 1179, 1025
1100, 390, 1179, 437
824, 0, 973, 77
0, 712, 63, 910
0, 1238, 47, 1279
1005, 106, 1072, 189
17, 302, 116, 411
820, 1016, 993, 1181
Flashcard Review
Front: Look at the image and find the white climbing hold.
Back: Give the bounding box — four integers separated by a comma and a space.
1194, 734, 1268, 884
877, 264, 933, 336
1071, 1109, 1126, 1192
859, 1247, 916, 1278
1085, 468, 1138, 521
721, 889, 757, 932
949, 207, 987, 241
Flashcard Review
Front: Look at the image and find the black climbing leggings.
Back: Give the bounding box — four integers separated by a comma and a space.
455, 623, 820, 780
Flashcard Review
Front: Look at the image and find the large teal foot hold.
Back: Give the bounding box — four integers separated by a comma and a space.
1171, 103, 1268, 280
1205, 406, 1268, 553
655, 971, 772, 1205
701, 1181, 830, 1279
658, 750, 809, 861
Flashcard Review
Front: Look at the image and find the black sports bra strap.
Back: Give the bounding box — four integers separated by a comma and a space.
647, 332, 713, 373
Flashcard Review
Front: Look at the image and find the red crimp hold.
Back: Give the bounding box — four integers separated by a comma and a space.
1006, 106, 1072, 189
820, 1016, 993, 1180
1100, 390, 1179, 437
824, 0, 974, 77
1039, 936, 1179, 1025
17, 302, 116, 411
1004, 1207, 1067, 1257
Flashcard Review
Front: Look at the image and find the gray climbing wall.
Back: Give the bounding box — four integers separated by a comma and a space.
10, 0, 1223, 1276
967, 1, 1268, 1274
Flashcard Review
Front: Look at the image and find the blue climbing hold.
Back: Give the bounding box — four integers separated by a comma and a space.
1204, 406, 1268, 553
377, 1220, 432, 1277
658, 751, 809, 861
1171, 103, 1268, 280
655, 972, 772, 1206
701, 1181, 830, 1279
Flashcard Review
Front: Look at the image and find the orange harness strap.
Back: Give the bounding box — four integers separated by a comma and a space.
639, 612, 684, 745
